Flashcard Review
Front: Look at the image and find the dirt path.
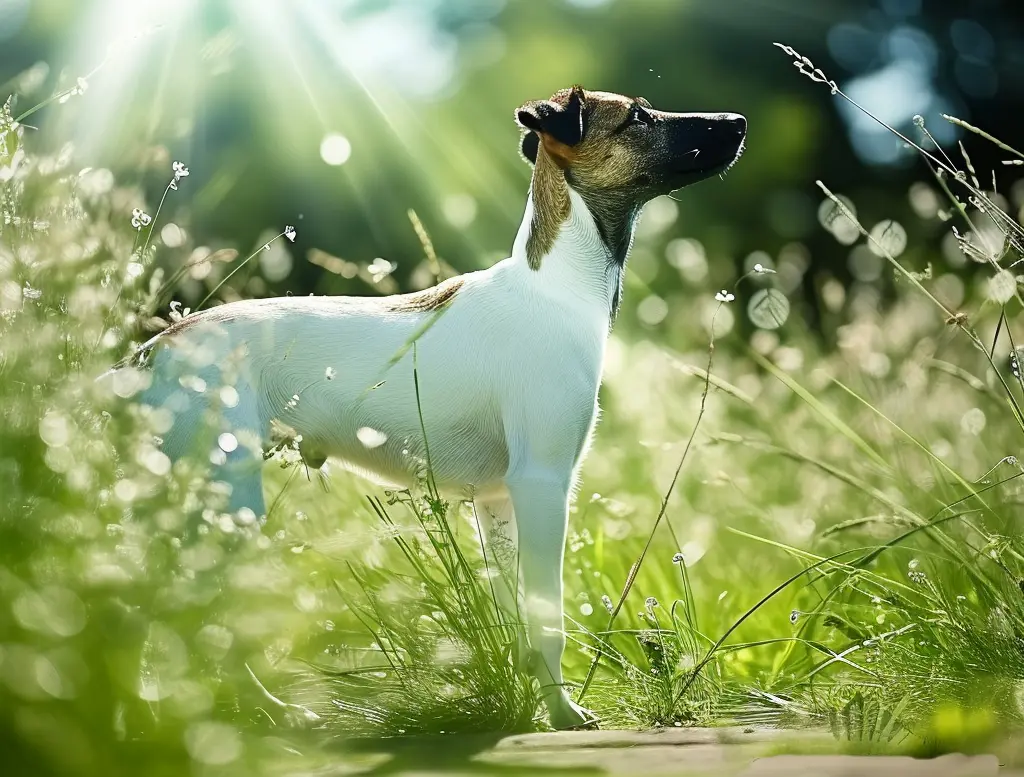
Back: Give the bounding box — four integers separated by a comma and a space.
332, 727, 1015, 776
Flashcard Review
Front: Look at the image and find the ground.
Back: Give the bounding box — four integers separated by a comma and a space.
310, 728, 1015, 776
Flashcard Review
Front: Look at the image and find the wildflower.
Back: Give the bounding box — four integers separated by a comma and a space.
789, 610, 800, 625
672, 551, 685, 565
645, 596, 659, 612
131, 208, 152, 230
168, 300, 191, 322
169, 160, 189, 190
368, 257, 396, 283
22, 284, 41, 300
753, 263, 775, 275
945, 311, 969, 327
601, 594, 614, 614
1010, 349, 1024, 379
714, 289, 734, 303
284, 225, 297, 242
58, 77, 89, 103
773, 43, 838, 94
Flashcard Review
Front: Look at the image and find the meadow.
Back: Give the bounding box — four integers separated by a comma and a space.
3, 42, 1024, 776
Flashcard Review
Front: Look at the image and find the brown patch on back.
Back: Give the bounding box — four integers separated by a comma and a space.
160, 305, 240, 338
383, 275, 465, 313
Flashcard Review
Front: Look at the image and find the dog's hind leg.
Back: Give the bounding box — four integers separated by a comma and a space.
144, 354, 267, 522
473, 491, 527, 666
210, 378, 267, 521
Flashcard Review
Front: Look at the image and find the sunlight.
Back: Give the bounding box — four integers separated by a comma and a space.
62, 0, 198, 154
292, 0, 525, 254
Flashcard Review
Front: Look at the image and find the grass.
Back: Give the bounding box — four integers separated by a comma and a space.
3, 43, 1024, 775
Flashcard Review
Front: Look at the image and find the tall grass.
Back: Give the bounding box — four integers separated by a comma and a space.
559, 44, 1024, 748
3, 39, 1024, 776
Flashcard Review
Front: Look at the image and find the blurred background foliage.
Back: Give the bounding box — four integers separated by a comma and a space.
3, 0, 1022, 339
5, 1, 1024, 776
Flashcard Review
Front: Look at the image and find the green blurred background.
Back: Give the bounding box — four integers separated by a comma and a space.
6, 2, 1024, 773
3, 0, 1022, 334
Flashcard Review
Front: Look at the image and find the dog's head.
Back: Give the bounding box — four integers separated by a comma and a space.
516, 85, 746, 202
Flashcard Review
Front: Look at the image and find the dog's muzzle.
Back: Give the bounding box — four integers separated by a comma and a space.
660, 112, 747, 189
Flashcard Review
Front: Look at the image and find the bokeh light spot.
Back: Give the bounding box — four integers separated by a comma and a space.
748, 289, 791, 330
320, 133, 352, 166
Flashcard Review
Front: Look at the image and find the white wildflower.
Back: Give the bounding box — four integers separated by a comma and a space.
714, 289, 735, 303
131, 208, 152, 230
169, 160, 190, 190
168, 301, 191, 322
368, 257, 396, 283
284, 225, 297, 242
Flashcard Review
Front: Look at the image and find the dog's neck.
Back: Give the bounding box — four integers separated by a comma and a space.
513, 147, 639, 316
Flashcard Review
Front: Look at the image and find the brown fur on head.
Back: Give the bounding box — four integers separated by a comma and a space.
515, 86, 746, 272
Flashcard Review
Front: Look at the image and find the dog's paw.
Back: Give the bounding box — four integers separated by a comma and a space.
547, 694, 599, 731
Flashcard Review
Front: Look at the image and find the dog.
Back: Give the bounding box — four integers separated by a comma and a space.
111, 87, 745, 730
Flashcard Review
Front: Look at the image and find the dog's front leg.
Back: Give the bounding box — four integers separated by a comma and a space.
506, 471, 596, 730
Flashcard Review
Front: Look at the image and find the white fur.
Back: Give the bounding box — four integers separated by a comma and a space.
125, 187, 624, 729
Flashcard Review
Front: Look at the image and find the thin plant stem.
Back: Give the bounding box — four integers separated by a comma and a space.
196, 230, 289, 311
578, 303, 724, 702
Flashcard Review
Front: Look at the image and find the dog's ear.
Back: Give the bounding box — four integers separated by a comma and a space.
520, 131, 539, 165
515, 86, 586, 166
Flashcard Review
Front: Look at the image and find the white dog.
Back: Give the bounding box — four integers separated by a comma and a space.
117, 87, 745, 729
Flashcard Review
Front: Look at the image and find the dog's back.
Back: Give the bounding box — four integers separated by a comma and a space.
127, 268, 524, 512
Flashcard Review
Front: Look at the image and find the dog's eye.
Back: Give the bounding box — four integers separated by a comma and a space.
630, 105, 655, 127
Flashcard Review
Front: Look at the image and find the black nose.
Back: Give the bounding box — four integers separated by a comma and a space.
720, 113, 746, 136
